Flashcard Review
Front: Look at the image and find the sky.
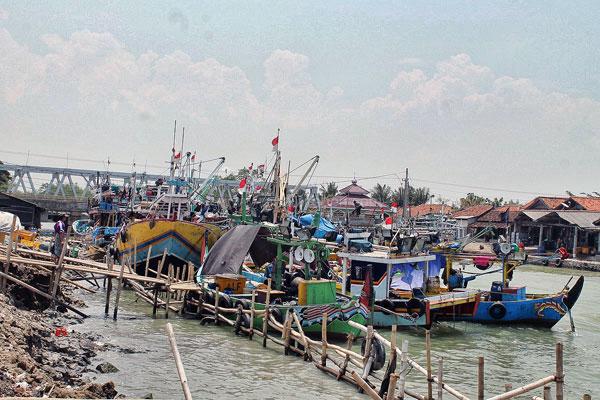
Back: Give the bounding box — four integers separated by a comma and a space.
0, 1, 599, 204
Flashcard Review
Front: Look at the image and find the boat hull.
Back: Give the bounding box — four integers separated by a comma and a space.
116, 219, 222, 269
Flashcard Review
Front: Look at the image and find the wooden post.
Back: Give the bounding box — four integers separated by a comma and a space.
437, 357, 443, 400
144, 244, 152, 278
113, 258, 126, 320
555, 342, 563, 400
165, 264, 173, 319
337, 333, 353, 379
582, 395, 591, 400
104, 255, 113, 315
543, 386, 551, 400
262, 278, 272, 348
157, 248, 167, 278
387, 373, 399, 400
214, 287, 220, 325
398, 340, 409, 399
292, 309, 312, 361
321, 312, 328, 366
1, 215, 16, 294
477, 356, 484, 400
152, 285, 159, 317
283, 310, 292, 355
426, 330, 433, 400
504, 383, 512, 392
248, 290, 256, 340
165, 323, 193, 400
351, 371, 383, 400
133, 240, 137, 272
196, 282, 204, 317
51, 226, 71, 301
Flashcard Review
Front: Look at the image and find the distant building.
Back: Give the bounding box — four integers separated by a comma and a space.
322, 180, 389, 227
451, 204, 494, 238
408, 203, 455, 218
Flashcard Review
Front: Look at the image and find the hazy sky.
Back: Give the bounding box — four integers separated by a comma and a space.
1, 1, 599, 203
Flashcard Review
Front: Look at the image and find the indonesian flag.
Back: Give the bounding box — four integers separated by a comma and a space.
191, 152, 196, 161
248, 162, 253, 172
255, 185, 263, 192
174, 152, 181, 159
272, 134, 279, 152
238, 178, 247, 193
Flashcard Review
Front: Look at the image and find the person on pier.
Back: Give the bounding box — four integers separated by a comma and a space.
52, 215, 68, 264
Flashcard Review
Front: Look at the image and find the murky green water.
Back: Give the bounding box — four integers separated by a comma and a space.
75, 265, 600, 399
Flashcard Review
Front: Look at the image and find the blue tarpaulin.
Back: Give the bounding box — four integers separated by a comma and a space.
296, 214, 340, 240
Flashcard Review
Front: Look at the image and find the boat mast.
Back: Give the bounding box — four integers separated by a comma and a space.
402, 168, 410, 221
272, 128, 281, 223
167, 120, 177, 218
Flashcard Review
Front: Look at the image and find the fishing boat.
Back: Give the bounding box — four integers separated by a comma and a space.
439, 245, 584, 327
337, 247, 480, 328
189, 223, 368, 337
115, 122, 226, 273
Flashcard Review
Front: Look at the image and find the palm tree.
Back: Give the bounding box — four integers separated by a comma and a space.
319, 182, 338, 199
0, 161, 11, 192
371, 183, 392, 204
459, 193, 489, 208
391, 185, 431, 206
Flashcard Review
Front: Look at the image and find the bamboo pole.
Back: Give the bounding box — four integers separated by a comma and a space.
426, 330, 433, 400
387, 373, 399, 400
555, 342, 563, 400
504, 384, 512, 392
351, 371, 383, 400
348, 321, 469, 400
104, 255, 113, 315
0, 270, 88, 318
214, 287, 220, 326
1, 214, 16, 294
292, 309, 312, 361
144, 244, 152, 278
113, 257, 126, 320
248, 290, 256, 340
398, 339, 408, 399
51, 226, 71, 301
321, 312, 328, 366
165, 323, 193, 400
133, 240, 137, 272
583, 395, 591, 400
262, 278, 272, 348
543, 386, 551, 400
157, 248, 167, 279
487, 376, 556, 400
337, 333, 353, 379
165, 264, 173, 319
152, 285, 159, 317
477, 356, 484, 400
283, 310, 292, 355
437, 357, 443, 400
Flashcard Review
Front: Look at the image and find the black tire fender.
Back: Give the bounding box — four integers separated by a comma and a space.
270, 307, 284, 323
234, 299, 251, 309
488, 302, 507, 320
218, 293, 232, 309
361, 337, 386, 372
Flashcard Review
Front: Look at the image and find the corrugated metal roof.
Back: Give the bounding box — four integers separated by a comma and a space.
555, 211, 600, 229
520, 210, 553, 220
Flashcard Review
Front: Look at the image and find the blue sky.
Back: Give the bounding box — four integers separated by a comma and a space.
1, 1, 599, 202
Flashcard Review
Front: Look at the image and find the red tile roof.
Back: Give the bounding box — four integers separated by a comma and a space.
451, 204, 493, 219
322, 195, 389, 211
477, 206, 521, 223
338, 182, 370, 196
409, 203, 455, 218
568, 196, 600, 211
522, 196, 568, 210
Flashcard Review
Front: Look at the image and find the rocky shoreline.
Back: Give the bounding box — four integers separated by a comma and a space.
0, 265, 118, 398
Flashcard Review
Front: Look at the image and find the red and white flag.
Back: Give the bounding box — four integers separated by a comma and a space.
248, 162, 253, 172
174, 152, 181, 159
238, 178, 247, 193
191, 152, 196, 161
272, 133, 279, 152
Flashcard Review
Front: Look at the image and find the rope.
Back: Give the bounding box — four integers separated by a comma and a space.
461, 267, 503, 276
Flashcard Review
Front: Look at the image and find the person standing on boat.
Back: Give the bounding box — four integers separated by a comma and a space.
52, 215, 67, 263
351, 200, 362, 216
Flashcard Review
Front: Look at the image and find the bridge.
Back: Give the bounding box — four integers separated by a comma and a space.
0, 163, 319, 217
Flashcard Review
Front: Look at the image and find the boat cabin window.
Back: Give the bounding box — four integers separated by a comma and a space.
351, 260, 388, 282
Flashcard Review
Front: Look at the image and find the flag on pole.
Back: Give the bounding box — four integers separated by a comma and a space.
272, 131, 279, 152
238, 178, 247, 193
248, 162, 253, 172
191, 152, 196, 161
174, 152, 181, 159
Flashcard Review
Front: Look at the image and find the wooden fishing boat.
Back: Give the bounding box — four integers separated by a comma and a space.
438, 248, 584, 327
115, 219, 221, 272
188, 224, 368, 337
337, 250, 480, 328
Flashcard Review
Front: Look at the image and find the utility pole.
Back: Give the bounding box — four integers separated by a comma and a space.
402, 168, 410, 219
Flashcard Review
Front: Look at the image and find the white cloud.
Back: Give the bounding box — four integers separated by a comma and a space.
0, 29, 599, 199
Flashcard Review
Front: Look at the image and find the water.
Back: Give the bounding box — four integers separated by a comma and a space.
75, 265, 600, 399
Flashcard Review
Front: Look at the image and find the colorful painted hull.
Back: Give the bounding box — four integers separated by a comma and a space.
207, 291, 368, 338
449, 277, 584, 327
116, 219, 222, 268
372, 310, 427, 328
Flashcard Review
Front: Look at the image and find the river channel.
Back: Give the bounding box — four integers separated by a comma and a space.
74, 265, 600, 399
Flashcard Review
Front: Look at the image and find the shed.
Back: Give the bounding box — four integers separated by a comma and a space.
0, 192, 45, 229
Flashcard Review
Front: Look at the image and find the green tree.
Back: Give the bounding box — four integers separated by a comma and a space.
371, 183, 392, 204
0, 161, 10, 191
319, 182, 338, 199
459, 193, 489, 208
38, 182, 86, 197
490, 197, 504, 207
391, 185, 431, 207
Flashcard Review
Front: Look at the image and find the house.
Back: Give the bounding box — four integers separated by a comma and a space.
468, 205, 521, 239
0, 192, 45, 229
451, 204, 493, 238
322, 180, 389, 227
522, 196, 568, 210
514, 195, 600, 258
